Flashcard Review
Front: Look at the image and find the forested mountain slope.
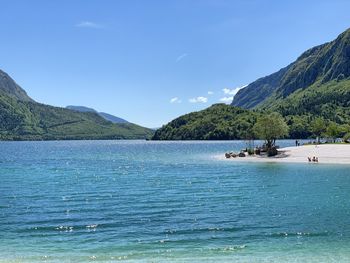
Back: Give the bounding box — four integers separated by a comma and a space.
0, 71, 153, 140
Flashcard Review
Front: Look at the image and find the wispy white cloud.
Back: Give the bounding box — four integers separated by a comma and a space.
222, 84, 247, 96
219, 85, 247, 104
75, 21, 103, 29
170, 97, 182, 103
219, 96, 234, 104
189, 96, 208, 103
176, 53, 188, 62
207, 91, 214, 95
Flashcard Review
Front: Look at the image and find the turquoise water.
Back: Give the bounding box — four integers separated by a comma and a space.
1, 140, 350, 262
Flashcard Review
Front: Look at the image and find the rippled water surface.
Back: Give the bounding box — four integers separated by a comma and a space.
1, 140, 350, 262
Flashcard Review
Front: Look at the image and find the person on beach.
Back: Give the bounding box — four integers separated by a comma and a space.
312, 156, 319, 163
308, 156, 319, 163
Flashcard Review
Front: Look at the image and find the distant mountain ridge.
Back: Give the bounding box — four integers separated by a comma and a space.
66, 105, 129, 124
232, 28, 350, 108
0, 70, 153, 140
65, 105, 96, 113
98, 112, 129, 124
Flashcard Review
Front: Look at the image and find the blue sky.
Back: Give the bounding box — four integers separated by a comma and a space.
0, 0, 350, 127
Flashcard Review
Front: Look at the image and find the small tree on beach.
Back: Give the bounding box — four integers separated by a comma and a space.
253, 113, 289, 156
310, 118, 326, 143
324, 122, 341, 143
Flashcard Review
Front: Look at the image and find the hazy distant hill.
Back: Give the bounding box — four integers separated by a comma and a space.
65, 105, 97, 113
66, 105, 129, 124
0, 72, 153, 140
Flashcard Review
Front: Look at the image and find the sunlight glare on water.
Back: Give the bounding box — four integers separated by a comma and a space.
0, 140, 350, 262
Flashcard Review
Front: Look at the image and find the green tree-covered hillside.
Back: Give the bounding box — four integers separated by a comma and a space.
0, 91, 153, 140
153, 104, 261, 140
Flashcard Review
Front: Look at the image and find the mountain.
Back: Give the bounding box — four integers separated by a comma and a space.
98, 112, 128, 124
152, 104, 260, 140
66, 105, 129, 124
232, 28, 350, 109
0, 71, 153, 140
0, 69, 34, 102
154, 28, 350, 140
66, 105, 97, 113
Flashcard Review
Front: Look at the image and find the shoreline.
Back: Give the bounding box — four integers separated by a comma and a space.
222, 144, 350, 164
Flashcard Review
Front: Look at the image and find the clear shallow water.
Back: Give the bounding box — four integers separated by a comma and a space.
1, 140, 350, 262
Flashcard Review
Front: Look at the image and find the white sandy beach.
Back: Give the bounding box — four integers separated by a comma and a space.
225, 144, 350, 164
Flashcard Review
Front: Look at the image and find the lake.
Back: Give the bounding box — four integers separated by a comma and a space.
1, 140, 350, 262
